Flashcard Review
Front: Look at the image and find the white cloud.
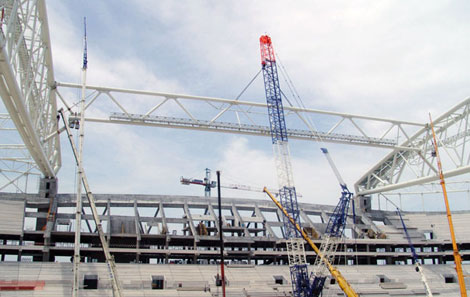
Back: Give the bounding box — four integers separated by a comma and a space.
215, 137, 276, 198
45, 1, 470, 211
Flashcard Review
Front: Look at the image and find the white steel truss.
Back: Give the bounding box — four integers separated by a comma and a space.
0, 114, 40, 192
286, 238, 307, 266
0, 0, 60, 187
355, 97, 470, 196
0, 0, 469, 203
54, 82, 424, 150
312, 235, 338, 280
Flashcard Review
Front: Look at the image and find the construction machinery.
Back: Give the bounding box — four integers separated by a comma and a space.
72, 17, 88, 297
259, 35, 311, 296
67, 19, 122, 297
396, 208, 434, 296
259, 35, 358, 297
264, 188, 358, 297
180, 168, 283, 196
60, 108, 123, 297
307, 148, 355, 295
180, 168, 216, 197
429, 114, 468, 297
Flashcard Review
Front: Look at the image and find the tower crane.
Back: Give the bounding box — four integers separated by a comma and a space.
180, 168, 294, 197
180, 168, 216, 197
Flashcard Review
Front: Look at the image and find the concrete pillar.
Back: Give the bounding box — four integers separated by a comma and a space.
37, 177, 58, 230
39, 177, 58, 262
17, 236, 23, 262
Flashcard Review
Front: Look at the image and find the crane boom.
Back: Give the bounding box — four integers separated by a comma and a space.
396, 208, 434, 297
320, 148, 353, 237
429, 114, 467, 297
260, 35, 300, 236
260, 35, 310, 297
320, 148, 346, 187
305, 148, 355, 295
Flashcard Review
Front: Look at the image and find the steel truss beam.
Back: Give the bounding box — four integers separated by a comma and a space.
0, 113, 39, 192
55, 82, 424, 149
356, 97, 470, 195
0, 0, 60, 183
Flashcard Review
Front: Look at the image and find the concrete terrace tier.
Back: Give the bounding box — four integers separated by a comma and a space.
1, 192, 469, 267
0, 262, 468, 296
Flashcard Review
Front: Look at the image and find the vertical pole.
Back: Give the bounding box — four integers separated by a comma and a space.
60, 109, 123, 297
429, 114, 467, 297
217, 171, 226, 297
72, 17, 88, 297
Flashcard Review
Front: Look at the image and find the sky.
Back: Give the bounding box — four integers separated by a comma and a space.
43, 0, 470, 211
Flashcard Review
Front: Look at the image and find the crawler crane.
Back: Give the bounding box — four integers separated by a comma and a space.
259, 35, 310, 297
308, 148, 354, 295
259, 35, 357, 297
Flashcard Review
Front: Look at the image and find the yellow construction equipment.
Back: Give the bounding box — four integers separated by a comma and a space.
263, 188, 359, 297
429, 114, 468, 297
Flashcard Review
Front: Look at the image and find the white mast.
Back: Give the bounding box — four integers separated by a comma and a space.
72, 17, 88, 297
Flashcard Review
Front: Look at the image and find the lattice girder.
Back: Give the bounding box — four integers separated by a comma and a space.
0, 0, 60, 184
356, 97, 470, 195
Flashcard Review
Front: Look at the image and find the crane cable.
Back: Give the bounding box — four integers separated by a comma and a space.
275, 53, 327, 146
275, 52, 352, 270
235, 69, 262, 101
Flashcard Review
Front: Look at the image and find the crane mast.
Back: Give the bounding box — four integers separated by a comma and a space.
260, 35, 310, 297
180, 168, 216, 197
